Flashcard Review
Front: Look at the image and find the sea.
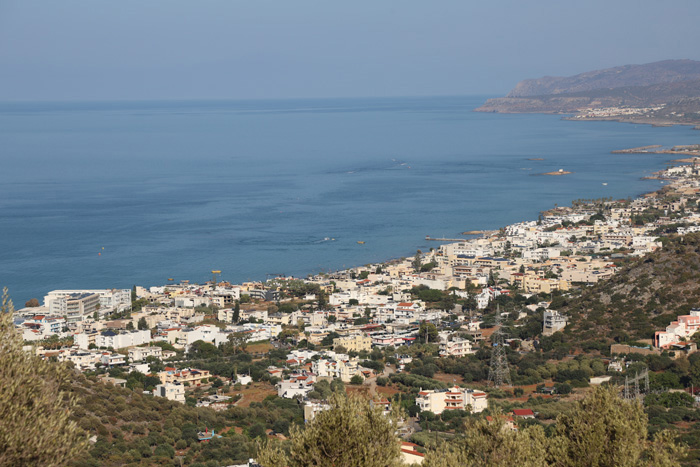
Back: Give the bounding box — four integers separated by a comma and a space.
1, 95, 698, 305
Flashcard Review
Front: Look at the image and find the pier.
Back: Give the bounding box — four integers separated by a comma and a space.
425, 236, 469, 242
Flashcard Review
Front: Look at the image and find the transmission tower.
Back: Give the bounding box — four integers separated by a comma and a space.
488, 310, 511, 388
623, 368, 649, 401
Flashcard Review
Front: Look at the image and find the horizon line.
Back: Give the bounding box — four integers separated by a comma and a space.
0, 93, 500, 106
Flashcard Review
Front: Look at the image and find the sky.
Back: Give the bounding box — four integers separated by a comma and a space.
1, 0, 700, 101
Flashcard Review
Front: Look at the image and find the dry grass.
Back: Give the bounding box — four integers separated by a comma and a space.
376, 385, 400, 397
246, 341, 273, 353
234, 382, 277, 407
432, 372, 465, 385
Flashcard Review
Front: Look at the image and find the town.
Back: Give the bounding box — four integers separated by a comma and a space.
11, 157, 700, 465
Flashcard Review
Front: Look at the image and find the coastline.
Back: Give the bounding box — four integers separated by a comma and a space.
563, 115, 700, 130
6, 96, 699, 304
476, 107, 700, 130
317, 151, 693, 284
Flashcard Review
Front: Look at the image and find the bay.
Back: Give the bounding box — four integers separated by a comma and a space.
0, 95, 697, 304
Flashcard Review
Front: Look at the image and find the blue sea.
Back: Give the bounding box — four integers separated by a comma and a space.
1, 96, 698, 304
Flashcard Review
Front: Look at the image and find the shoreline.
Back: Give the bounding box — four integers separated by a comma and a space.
8, 100, 697, 303
563, 115, 700, 130
20, 150, 682, 301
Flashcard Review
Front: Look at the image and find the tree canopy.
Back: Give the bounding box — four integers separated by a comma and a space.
0, 288, 88, 466
422, 385, 685, 467
257, 394, 402, 467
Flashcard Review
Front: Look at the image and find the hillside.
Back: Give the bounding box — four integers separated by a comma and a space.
506, 59, 700, 97
476, 60, 700, 126
63, 370, 302, 466
558, 233, 700, 344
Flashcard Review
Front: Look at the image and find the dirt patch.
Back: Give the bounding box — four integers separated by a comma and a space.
376, 385, 400, 397
246, 341, 272, 353
432, 372, 465, 386
235, 382, 277, 407
480, 327, 498, 340
673, 421, 694, 430
346, 385, 371, 397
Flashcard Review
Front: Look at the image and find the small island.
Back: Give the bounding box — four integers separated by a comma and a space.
543, 169, 572, 176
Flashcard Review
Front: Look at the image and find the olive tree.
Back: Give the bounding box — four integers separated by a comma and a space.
257, 394, 402, 467
0, 288, 88, 466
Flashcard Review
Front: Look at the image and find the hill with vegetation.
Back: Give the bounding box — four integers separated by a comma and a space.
557, 233, 700, 345
476, 59, 700, 126
65, 371, 304, 467
506, 59, 700, 98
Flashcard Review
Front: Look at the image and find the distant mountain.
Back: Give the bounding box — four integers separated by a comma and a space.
506, 59, 700, 97
476, 60, 700, 126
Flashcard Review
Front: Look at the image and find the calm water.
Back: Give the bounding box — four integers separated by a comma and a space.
1, 96, 698, 304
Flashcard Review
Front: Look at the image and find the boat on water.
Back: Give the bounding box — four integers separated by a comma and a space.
602, 182, 608, 186
357, 241, 365, 244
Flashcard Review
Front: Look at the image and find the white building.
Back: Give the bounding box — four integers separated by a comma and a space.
100, 352, 126, 367
416, 386, 488, 415
45, 292, 101, 323
128, 346, 163, 362
154, 382, 186, 403
238, 323, 282, 341
44, 289, 130, 316
439, 336, 475, 357
543, 310, 568, 336
277, 380, 314, 399
312, 357, 361, 382
94, 329, 151, 349
303, 401, 331, 422
19, 315, 67, 341
181, 325, 228, 348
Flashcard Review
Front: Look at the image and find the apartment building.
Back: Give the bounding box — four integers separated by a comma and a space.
45, 289, 130, 315
416, 386, 488, 414
333, 334, 372, 353
94, 329, 151, 349
655, 309, 700, 348
153, 382, 186, 403
128, 346, 163, 362
543, 311, 568, 336
439, 336, 475, 357
46, 292, 101, 323
158, 367, 211, 386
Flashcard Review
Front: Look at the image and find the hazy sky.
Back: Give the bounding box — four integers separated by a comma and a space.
1, 0, 699, 101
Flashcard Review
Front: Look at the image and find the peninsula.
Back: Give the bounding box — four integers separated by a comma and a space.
476, 59, 700, 128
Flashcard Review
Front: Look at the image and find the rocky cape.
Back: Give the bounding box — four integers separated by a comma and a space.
476, 59, 700, 127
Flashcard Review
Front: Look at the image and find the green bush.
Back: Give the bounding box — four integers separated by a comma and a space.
350, 374, 364, 385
